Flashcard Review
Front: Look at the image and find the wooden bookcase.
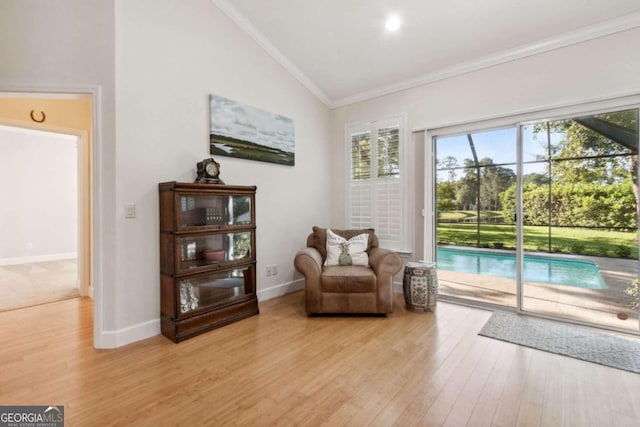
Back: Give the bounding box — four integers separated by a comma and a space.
159, 182, 258, 342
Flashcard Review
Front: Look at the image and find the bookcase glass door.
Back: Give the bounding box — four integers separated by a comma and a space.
176, 231, 253, 273
177, 266, 253, 317
178, 194, 252, 228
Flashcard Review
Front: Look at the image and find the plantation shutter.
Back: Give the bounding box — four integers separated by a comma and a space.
377, 125, 400, 177
347, 120, 404, 250
350, 130, 373, 228
375, 125, 402, 246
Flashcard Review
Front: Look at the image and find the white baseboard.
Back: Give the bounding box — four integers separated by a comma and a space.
84, 285, 94, 299
94, 278, 396, 348
96, 318, 160, 349
0, 252, 77, 266
95, 281, 304, 349
257, 279, 305, 302
394, 281, 403, 293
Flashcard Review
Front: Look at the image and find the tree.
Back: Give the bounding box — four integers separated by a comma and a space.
523, 172, 549, 186
479, 159, 515, 211
545, 120, 631, 184
436, 181, 457, 211
536, 109, 638, 225
501, 181, 637, 229
439, 156, 458, 182
456, 158, 478, 210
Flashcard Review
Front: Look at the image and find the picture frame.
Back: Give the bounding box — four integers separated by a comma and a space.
209, 94, 295, 166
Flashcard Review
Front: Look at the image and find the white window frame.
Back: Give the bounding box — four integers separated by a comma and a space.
344, 115, 408, 252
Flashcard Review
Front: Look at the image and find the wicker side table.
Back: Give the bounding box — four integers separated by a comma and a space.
402, 262, 438, 312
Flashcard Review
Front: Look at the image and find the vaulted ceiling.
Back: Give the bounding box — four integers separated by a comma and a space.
214, 1, 640, 108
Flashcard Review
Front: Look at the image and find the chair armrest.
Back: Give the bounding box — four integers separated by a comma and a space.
294, 247, 324, 313
369, 247, 403, 313
294, 247, 323, 277
369, 247, 403, 276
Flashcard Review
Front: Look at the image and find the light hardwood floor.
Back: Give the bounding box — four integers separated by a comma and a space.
2, 292, 640, 426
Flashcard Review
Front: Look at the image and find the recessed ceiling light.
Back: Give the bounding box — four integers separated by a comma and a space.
385, 15, 401, 32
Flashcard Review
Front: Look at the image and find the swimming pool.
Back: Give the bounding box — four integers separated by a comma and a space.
436, 247, 606, 289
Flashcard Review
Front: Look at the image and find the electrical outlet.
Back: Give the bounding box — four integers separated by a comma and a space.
272, 265, 278, 276
266, 266, 272, 276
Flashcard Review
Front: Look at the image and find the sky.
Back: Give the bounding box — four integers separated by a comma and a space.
210, 95, 295, 154
435, 108, 639, 183
435, 125, 564, 181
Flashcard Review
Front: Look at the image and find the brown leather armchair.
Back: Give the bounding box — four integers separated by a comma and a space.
294, 227, 404, 314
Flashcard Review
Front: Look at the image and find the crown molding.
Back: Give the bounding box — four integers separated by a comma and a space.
212, 0, 333, 107
331, 11, 640, 108
211, 3, 640, 110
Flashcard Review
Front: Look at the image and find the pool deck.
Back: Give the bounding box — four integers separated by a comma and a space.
437, 250, 639, 331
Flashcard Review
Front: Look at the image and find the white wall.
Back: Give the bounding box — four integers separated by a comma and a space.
7, 1, 634, 347
0, 0, 331, 347
331, 28, 640, 257
0, 0, 117, 346
114, 0, 331, 338
0, 126, 77, 263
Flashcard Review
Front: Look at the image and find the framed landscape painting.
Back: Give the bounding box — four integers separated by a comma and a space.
209, 95, 295, 166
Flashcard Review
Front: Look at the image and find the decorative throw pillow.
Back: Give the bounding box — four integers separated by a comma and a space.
324, 228, 369, 266
312, 226, 375, 259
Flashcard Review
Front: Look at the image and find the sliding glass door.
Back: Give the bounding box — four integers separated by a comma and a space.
433, 106, 640, 333
521, 109, 639, 331
435, 127, 517, 307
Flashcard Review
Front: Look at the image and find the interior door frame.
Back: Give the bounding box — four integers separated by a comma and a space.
0, 85, 103, 348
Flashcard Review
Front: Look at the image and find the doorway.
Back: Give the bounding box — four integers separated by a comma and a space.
432, 105, 640, 334
0, 93, 93, 311
0, 125, 80, 310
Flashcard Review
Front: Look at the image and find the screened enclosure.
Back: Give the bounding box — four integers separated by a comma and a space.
434, 107, 640, 332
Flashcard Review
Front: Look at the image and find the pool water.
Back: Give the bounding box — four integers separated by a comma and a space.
436, 247, 606, 289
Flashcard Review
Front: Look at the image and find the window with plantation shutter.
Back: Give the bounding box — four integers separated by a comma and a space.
346, 118, 405, 250
351, 131, 371, 180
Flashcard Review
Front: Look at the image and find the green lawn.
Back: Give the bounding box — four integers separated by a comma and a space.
439, 210, 504, 222
437, 222, 638, 259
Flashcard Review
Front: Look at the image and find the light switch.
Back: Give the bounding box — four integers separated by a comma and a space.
125, 203, 136, 219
